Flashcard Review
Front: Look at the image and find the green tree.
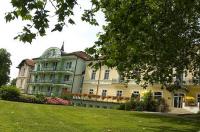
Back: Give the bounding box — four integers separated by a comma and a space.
86, 0, 200, 89
5, 0, 99, 43
0, 49, 12, 86
6, 0, 200, 90
10, 78, 17, 86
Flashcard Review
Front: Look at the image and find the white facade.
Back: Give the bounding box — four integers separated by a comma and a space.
16, 59, 34, 93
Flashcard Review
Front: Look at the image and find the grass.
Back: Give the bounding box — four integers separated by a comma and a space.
0, 100, 199, 132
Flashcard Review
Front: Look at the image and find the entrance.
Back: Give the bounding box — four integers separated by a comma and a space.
173, 93, 185, 108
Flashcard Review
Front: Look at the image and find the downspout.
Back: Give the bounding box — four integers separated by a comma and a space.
96, 63, 102, 96
71, 56, 78, 93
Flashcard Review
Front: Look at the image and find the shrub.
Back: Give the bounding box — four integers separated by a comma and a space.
157, 98, 169, 112
35, 94, 46, 104
118, 102, 132, 111
124, 102, 132, 110
60, 94, 73, 100
134, 101, 145, 111
142, 91, 158, 112
46, 97, 71, 105
18, 94, 37, 103
0, 86, 20, 101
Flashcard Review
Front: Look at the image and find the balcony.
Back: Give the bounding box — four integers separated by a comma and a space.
28, 79, 72, 87
30, 67, 74, 74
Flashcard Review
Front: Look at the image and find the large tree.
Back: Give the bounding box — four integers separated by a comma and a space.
0, 49, 12, 86
6, 0, 200, 89
87, 0, 200, 89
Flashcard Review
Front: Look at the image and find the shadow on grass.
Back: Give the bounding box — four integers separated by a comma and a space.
128, 112, 200, 131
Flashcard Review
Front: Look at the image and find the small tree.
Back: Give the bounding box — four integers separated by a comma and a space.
0, 49, 12, 86
10, 78, 17, 86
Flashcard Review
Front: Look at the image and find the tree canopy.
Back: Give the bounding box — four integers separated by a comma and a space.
5, 0, 99, 43
86, 0, 200, 89
0, 49, 12, 86
6, 0, 200, 89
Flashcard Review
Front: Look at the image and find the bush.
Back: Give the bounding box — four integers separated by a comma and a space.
118, 91, 161, 112
60, 94, 73, 100
35, 94, 47, 104
17, 94, 47, 104
118, 102, 132, 111
0, 86, 20, 101
18, 94, 37, 103
142, 91, 158, 112
46, 97, 71, 105
134, 101, 145, 111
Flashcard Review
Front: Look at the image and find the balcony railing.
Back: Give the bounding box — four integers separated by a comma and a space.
28, 79, 72, 85
30, 67, 74, 74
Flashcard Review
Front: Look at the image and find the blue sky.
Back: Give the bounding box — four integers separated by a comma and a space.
0, 0, 105, 79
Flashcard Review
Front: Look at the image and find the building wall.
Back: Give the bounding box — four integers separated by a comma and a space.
82, 62, 200, 109
16, 63, 33, 93
27, 48, 87, 96
71, 58, 86, 93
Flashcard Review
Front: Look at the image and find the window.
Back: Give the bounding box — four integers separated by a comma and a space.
66, 62, 72, 69
47, 87, 52, 92
21, 68, 25, 76
33, 86, 36, 91
116, 90, 122, 97
38, 87, 41, 92
102, 90, 107, 97
154, 92, 162, 100
64, 75, 70, 82
89, 89, 94, 94
104, 70, 110, 80
41, 74, 45, 82
197, 94, 200, 102
52, 49, 56, 56
132, 91, 140, 99
91, 70, 96, 80
44, 62, 48, 68
37, 64, 41, 71
50, 74, 55, 82
53, 62, 57, 70
55, 88, 59, 95
35, 75, 38, 82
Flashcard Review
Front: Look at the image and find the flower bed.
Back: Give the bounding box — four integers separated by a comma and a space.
46, 97, 71, 105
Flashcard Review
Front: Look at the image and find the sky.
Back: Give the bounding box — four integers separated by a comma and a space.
0, 1, 105, 80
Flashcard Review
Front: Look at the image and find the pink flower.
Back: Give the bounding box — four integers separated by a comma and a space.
46, 97, 71, 105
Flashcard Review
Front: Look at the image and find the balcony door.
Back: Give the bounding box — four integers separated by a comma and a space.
53, 62, 57, 71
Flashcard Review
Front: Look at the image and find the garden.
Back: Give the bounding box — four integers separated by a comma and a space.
0, 85, 71, 105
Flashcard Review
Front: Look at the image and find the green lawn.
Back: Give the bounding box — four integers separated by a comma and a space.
0, 100, 199, 132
